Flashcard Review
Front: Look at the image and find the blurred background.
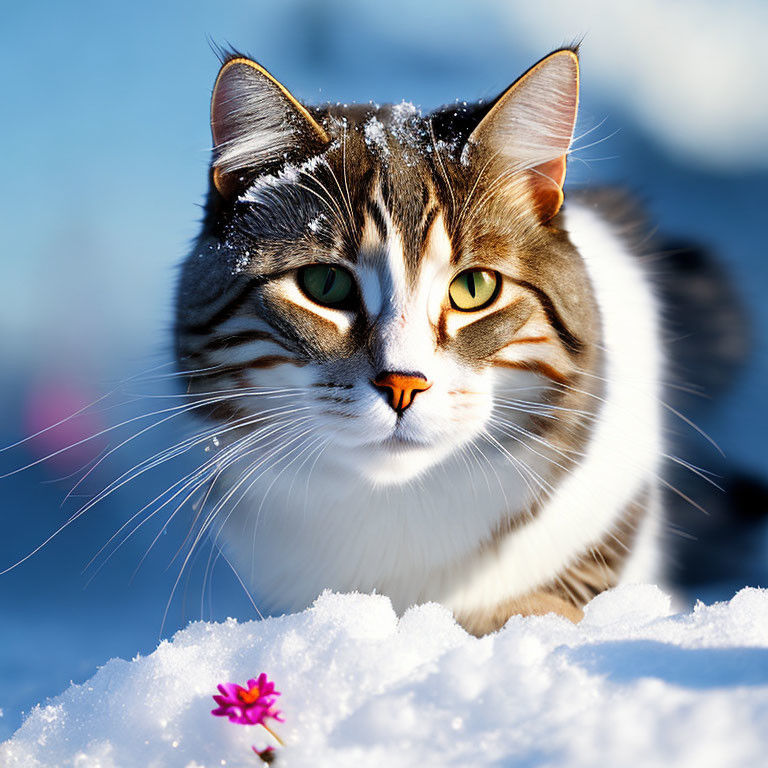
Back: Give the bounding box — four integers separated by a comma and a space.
1, 0, 766, 740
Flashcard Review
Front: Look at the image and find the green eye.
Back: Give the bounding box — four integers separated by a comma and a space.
298, 264, 355, 308
449, 269, 500, 311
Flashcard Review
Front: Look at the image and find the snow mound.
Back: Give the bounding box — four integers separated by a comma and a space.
3, 585, 768, 767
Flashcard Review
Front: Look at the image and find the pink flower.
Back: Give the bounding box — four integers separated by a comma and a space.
211, 673, 283, 726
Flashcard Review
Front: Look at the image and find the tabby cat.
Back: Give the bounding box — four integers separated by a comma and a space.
175, 47, 662, 635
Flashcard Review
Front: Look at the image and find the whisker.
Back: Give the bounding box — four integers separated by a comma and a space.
176, 417, 311, 565
0, 389, 303, 480
662, 454, 724, 492
122, 386, 310, 400
480, 430, 551, 502
0, 358, 201, 454
564, 366, 725, 457
219, 547, 265, 620
68, 404, 312, 521
487, 416, 577, 471
251, 431, 325, 557
85, 416, 307, 581
568, 126, 622, 155
302, 438, 331, 520
159, 421, 318, 637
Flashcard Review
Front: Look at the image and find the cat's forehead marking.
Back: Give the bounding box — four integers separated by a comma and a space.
369, 182, 408, 306
354, 173, 452, 322
357, 188, 393, 318
355, 111, 439, 276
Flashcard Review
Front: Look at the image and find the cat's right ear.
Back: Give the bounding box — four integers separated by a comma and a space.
210, 57, 330, 200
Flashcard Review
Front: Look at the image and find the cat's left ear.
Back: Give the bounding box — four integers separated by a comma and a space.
466, 49, 579, 222
210, 57, 330, 199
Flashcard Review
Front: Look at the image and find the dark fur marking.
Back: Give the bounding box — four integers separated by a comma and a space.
509, 278, 584, 353
493, 360, 570, 386
178, 280, 259, 336
203, 329, 289, 351
313, 382, 354, 389
365, 199, 388, 241
420, 206, 440, 248
316, 394, 356, 405
323, 410, 356, 419
247, 355, 307, 369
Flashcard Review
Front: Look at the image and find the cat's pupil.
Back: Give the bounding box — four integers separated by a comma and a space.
298, 264, 354, 307
466, 273, 477, 298
322, 268, 337, 296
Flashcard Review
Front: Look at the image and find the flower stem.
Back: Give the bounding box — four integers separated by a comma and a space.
260, 722, 285, 746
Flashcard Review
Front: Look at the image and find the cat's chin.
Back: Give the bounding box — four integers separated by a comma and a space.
337, 438, 459, 486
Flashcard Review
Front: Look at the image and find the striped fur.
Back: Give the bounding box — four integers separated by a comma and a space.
173, 49, 662, 634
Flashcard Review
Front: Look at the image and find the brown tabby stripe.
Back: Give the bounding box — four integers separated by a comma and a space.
547, 489, 648, 609
419, 205, 440, 247
508, 278, 584, 352
456, 486, 649, 636
497, 335, 549, 347
192, 391, 252, 423
492, 360, 570, 385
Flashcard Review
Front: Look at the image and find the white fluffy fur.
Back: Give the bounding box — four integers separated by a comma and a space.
214, 199, 662, 618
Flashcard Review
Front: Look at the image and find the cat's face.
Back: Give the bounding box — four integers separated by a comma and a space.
176, 51, 600, 486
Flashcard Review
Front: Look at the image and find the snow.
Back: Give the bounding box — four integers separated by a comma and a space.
363, 116, 389, 156
3, 585, 768, 767
307, 213, 327, 235
239, 165, 301, 206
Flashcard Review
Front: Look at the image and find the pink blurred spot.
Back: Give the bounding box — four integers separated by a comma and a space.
24, 377, 107, 476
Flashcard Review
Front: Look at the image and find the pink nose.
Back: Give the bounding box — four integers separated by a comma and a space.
371, 371, 432, 413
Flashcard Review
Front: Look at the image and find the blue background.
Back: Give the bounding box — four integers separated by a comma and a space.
1, 0, 766, 739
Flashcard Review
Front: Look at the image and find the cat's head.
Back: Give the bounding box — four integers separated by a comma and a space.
175, 49, 600, 486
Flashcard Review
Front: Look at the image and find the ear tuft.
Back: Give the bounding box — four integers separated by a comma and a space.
467, 49, 579, 222
210, 58, 330, 199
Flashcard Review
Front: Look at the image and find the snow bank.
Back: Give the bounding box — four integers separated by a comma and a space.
3, 585, 768, 767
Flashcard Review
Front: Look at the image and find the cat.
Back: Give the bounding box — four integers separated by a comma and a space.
174, 47, 664, 635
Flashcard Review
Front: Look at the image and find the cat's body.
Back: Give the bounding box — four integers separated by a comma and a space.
175, 49, 665, 633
